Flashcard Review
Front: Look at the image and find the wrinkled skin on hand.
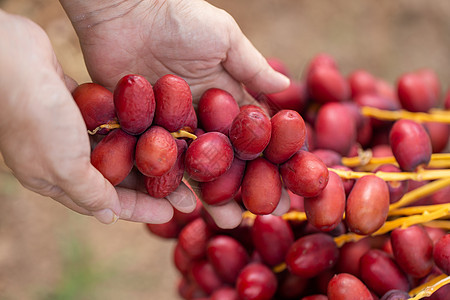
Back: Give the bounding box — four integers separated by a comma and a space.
59, 0, 290, 228
62, 0, 289, 105
0, 10, 194, 225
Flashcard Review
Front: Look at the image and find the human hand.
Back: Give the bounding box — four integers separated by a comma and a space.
0, 10, 196, 225
59, 0, 290, 228
60, 0, 289, 104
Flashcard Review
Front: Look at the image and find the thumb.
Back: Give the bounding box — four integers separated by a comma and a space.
57, 163, 122, 224
223, 23, 290, 95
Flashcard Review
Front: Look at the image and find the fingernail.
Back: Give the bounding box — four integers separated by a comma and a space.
92, 209, 119, 225
166, 184, 196, 213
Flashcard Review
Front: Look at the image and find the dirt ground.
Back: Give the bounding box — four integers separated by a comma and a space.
0, 0, 449, 299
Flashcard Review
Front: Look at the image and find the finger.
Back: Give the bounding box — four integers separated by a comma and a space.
64, 74, 79, 93
189, 69, 265, 109
51, 192, 92, 216
57, 164, 122, 224
166, 181, 197, 214
202, 200, 243, 229
117, 167, 147, 193
271, 188, 291, 216
223, 25, 290, 96
115, 186, 174, 224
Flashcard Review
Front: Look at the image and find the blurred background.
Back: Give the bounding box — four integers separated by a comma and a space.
0, 0, 449, 299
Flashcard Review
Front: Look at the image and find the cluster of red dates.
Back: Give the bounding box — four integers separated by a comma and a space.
72, 53, 450, 300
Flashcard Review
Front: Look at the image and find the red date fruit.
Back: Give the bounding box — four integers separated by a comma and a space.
431, 185, 450, 205
206, 235, 249, 284
267, 57, 290, 77
315, 102, 357, 156
145, 218, 180, 239
312, 149, 342, 167
433, 234, 450, 275
199, 157, 245, 205
210, 287, 239, 300
372, 144, 393, 158
373, 164, 408, 204
445, 88, 450, 110
424, 226, 447, 245
264, 81, 308, 115
91, 129, 136, 186
307, 65, 350, 104
376, 79, 398, 104
346, 175, 389, 235
336, 239, 372, 277
354, 94, 400, 128
229, 106, 272, 160
241, 157, 282, 214
173, 242, 192, 276
360, 249, 410, 296
190, 260, 224, 295
236, 263, 277, 300
306, 53, 337, 76
184, 105, 198, 132
286, 233, 339, 278
357, 118, 373, 147
113, 74, 155, 135
304, 171, 345, 232
198, 88, 240, 135
389, 119, 432, 171
263, 109, 306, 164
305, 122, 316, 151
185, 132, 234, 182
302, 295, 328, 300
72, 82, 116, 134
424, 122, 450, 153
135, 126, 177, 177
277, 273, 309, 299
177, 276, 207, 300
178, 217, 213, 260
280, 150, 329, 198
145, 139, 187, 198
397, 69, 440, 112
348, 70, 377, 98
331, 165, 355, 196
327, 273, 373, 300
153, 74, 193, 131
390, 225, 434, 278
251, 215, 294, 267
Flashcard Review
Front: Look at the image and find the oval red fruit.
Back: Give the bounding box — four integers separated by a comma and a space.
389, 119, 432, 171
153, 74, 193, 132
113, 74, 155, 135
185, 132, 234, 182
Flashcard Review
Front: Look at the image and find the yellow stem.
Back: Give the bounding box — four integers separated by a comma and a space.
376, 208, 449, 234
170, 130, 197, 140
389, 177, 450, 210
281, 211, 307, 222
334, 207, 449, 247
361, 106, 450, 124
341, 153, 450, 169
422, 220, 450, 230
242, 210, 256, 220
388, 203, 450, 216
273, 262, 287, 273
408, 275, 450, 299
334, 233, 365, 248
429, 108, 450, 115
87, 122, 121, 135
330, 167, 450, 182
